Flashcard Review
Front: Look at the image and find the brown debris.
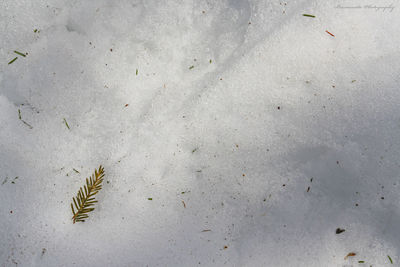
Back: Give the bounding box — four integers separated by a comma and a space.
344, 252, 356, 260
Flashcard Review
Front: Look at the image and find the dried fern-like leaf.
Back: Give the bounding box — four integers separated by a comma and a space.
71, 166, 104, 223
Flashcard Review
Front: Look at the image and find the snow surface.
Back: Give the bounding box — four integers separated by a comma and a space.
1, 0, 400, 266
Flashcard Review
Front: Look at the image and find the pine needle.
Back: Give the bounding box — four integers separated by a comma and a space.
14, 51, 26, 57
63, 118, 70, 129
8, 57, 18, 65
71, 166, 105, 223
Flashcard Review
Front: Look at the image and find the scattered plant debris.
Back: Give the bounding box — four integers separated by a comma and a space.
22, 120, 33, 128
14, 51, 26, 57
303, 14, 315, 18
8, 57, 18, 65
63, 118, 70, 129
41, 248, 47, 257
189, 65, 194, 70
148, 198, 153, 200
71, 166, 105, 223
325, 30, 335, 37
344, 252, 356, 260
336, 228, 345, 234
18, 110, 33, 129
11, 177, 18, 184
388, 255, 393, 264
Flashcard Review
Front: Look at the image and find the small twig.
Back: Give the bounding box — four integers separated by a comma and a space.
303, 14, 315, 18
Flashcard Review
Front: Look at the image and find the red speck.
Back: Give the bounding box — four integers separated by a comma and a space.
277, 106, 281, 110
326, 30, 335, 37
125, 104, 129, 107
10, 210, 13, 213
110, 48, 113, 52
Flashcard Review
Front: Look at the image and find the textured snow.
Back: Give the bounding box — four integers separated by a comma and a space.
1, 0, 400, 266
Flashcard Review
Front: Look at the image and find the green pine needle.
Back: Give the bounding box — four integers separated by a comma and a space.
14, 51, 26, 57
8, 57, 18, 65
63, 118, 70, 129
71, 166, 105, 223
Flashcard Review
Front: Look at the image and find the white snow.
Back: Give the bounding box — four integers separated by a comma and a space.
1, 0, 400, 266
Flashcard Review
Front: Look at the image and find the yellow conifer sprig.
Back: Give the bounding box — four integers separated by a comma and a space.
71, 166, 104, 223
